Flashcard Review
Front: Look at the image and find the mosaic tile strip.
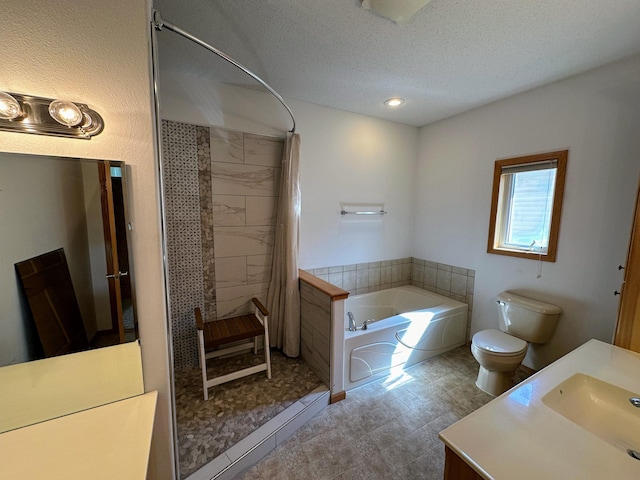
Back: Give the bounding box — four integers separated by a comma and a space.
162, 120, 204, 370
197, 125, 217, 320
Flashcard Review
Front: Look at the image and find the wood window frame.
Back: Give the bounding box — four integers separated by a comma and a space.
487, 150, 568, 262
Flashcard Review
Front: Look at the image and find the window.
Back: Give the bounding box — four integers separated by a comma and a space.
487, 150, 567, 262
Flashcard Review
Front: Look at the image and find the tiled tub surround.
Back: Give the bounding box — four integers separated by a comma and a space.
162, 120, 284, 370
307, 257, 475, 340
309, 258, 413, 295
300, 281, 332, 387
299, 271, 349, 401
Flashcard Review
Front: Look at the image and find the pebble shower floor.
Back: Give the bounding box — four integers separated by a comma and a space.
174, 349, 323, 478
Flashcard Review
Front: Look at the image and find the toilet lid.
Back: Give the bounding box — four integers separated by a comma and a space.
473, 329, 527, 356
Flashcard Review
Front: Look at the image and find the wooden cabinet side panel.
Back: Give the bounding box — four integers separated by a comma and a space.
443, 445, 485, 480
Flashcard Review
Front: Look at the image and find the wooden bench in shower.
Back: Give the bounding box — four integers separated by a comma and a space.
194, 298, 272, 400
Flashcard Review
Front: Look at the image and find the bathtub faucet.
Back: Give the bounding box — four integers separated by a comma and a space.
362, 319, 374, 330
348, 312, 357, 331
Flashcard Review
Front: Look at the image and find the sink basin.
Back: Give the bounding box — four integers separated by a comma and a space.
542, 373, 640, 454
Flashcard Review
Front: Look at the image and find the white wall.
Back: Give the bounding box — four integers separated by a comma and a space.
2, 2, 174, 479
0, 154, 95, 365
160, 57, 640, 374
414, 54, 640, 370
159, 70, 419, 269
81, 162, 112, 332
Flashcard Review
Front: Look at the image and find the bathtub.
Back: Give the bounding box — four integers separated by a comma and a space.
344, 285, 468, 390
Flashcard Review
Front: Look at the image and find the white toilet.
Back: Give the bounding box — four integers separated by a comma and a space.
471, 291, 561, 396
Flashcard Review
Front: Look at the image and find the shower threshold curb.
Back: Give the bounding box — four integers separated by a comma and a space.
185, 384, 330, 480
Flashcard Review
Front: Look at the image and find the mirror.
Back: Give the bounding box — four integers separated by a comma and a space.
0, 152, 137, 368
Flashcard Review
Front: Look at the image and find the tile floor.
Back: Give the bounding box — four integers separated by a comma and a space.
175, 350, 324, 478
238, 345, 532, 480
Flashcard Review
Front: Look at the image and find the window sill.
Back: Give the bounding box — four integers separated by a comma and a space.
487, 246, 556, 262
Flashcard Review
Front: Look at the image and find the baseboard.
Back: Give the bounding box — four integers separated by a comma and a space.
330, 391, 346, 403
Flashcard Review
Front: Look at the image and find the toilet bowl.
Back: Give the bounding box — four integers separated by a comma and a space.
471, 329, 527, 396
471, 291, 561, 397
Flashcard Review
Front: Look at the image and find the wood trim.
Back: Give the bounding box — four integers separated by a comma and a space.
203, 314, 264, 348
251, 297, 269, 317
299, 269, 349, 300
443, 446, 485, 480
486, 160, 502, 257
99, 161, 125, 341
614, 178, 640, 352
194, 307, 204, 331
487, 150, 568, 263
330, 391, 346, 404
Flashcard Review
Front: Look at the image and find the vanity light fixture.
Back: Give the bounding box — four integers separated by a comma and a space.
384, 97, 405, 107
48, 99, 83, 127
0, 91, 103, 139
0, 92, 22, 120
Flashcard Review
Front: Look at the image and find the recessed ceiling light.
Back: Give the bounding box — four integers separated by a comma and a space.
362, 0, 434, 23
384, 98, 405, 107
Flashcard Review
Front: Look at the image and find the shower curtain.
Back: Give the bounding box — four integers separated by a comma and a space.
267, 132, 301, 357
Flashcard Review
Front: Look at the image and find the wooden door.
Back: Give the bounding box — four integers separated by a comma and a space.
15, 249, 89, 358
98, 161, 126, 343
614, 179, 640, 352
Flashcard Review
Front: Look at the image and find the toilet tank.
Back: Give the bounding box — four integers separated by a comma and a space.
496, 291, 562, 343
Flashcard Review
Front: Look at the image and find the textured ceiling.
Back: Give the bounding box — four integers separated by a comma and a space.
153, 0, 640, 127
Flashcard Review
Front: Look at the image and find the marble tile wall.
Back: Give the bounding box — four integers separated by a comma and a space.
210, 128, 283, 319
162, 121, 284, 369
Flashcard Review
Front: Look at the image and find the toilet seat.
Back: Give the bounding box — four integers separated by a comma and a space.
472, 329, 527, 356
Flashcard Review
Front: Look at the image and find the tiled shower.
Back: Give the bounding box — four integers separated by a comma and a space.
161, 120, 283, 369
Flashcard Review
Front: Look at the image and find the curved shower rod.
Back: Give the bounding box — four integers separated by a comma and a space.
152, 10, 296, 133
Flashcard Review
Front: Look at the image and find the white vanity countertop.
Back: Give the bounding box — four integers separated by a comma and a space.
439, 339, 640, 479
0, 390, 157, 479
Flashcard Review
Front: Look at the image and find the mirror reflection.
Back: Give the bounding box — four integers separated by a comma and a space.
0, 152, 137, 367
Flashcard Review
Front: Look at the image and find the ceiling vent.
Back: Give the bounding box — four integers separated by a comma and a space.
361, 0, 434, 23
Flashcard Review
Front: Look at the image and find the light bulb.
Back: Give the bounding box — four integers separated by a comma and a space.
49, 99, 83, 127
0, 92, 22, 120
384, 98, 405, 107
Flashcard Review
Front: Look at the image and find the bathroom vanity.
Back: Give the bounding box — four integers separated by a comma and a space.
0, 391, 157, 479
440, 339, 640, 479
0, 342, 156, 479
